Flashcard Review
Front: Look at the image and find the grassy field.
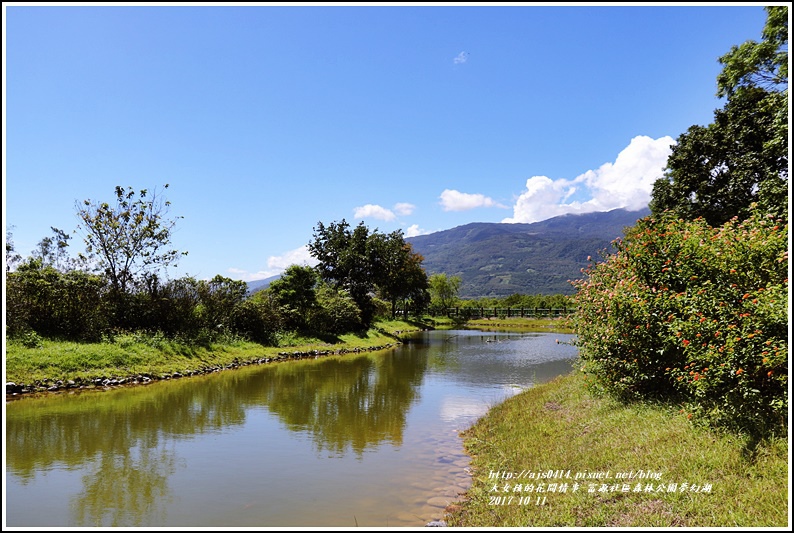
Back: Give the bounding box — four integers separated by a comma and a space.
445, 370, 789, 527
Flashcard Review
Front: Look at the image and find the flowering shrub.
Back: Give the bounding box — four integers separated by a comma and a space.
571, 210, 788, 437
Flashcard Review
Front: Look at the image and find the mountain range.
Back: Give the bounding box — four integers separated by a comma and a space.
406, 207, 650, 298
247, 207, 650, 298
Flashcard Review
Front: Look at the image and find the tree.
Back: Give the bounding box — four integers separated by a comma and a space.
428, 273, 462, 311
31, 227, 75, 271
716, 6, 788, 98
267, 264, 319, 330
309, 220, 432, 325
195, 275, 248, 333
6, 227, 22, 272
650, 7, 788, 225
369, 230, 429, 318
308, 219, 375, 328
76, 184, 187, 294
649, 87, 787, 225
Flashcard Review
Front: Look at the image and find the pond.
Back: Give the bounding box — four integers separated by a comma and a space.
5, 329, 578, 527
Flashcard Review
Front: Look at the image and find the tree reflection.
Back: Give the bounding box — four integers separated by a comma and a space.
6, 348, 428, 524
258, 350, 427, 456
70, 444, 176, 526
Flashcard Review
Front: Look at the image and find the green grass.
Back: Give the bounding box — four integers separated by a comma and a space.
4, 319, 425, 386
464, 316, 574, 333
446, 371, 788, 527
423, 315, 573, 333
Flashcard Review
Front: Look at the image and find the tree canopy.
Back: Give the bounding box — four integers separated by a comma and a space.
716, 6, 788, 98
650, 6, 788, 225
76, 184, 187, 293
308, 219, 430, 326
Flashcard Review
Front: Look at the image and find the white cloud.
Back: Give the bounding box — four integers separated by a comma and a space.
393, 202, 415, 216
267, 245, 317, 271
227, 245, 318, 282
353, 202, 415, 220
502, 135, 675, 224
453, 51, 469, 64
226, 267, 268, 282
439, 189, 507, 212
353, 204, 396, 221
405, 224, 428, 237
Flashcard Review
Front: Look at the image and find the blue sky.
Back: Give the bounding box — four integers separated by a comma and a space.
3, 3, 777, 282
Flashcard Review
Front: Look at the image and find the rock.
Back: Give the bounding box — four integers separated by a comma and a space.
425, 520, 447, 527
426, 496, 450, 508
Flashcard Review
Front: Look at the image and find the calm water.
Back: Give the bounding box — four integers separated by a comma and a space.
5, 330, 578, 527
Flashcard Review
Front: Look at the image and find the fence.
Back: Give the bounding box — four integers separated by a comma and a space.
442, 307, 573, 319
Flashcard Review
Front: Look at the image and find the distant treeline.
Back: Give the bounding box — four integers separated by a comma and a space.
6, 182, 580, 347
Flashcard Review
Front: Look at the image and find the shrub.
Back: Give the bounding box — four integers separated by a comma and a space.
572, 209, 788, 438
308, 285, 362, 334
231, 297, 281, 345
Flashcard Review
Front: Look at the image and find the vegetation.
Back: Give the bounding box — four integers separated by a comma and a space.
457, 292, 573, 311
6, 189, 434, 350
573, 5, 788, 441
650, 6, 788, 225
446, 372, 788, 527
308, 220, 429, 327
428, 272, 462, 310
76, 184, 187, 294
572, 211, 787, 439
5, 318, 424, 387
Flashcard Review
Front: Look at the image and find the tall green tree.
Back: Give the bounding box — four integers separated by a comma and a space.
76, 184, 187, 294
428, 273, 462, 310
369, 230, 429, 318
650, 6, 788, 225
267, 264, 319, 329
308, 220, 430, 326
649, 87, 787, 225
308, 219, 376, 328
716, 5, 788, 98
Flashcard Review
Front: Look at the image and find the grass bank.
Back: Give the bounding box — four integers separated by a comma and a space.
4, 319, 426, 393
445, 370, 789, 527
429, 316, 573, 333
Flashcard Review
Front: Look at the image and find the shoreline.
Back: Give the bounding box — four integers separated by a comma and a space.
5, 341, 402, 402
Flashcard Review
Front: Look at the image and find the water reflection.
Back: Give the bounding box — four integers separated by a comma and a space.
71, 445, 176, 526
5, 331, 578, 527
6, 348, 427, 526
259, 350, 427, 456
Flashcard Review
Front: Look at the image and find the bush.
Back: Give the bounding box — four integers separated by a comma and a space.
308, 285, 362, 334
572, 210, 788, 438
21, 331, 44, 349
231, 298, 281, 345
5, 259, 108, 341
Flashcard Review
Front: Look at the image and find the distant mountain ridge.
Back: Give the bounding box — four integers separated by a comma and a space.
247, 207, 650, 297
406, 207, 650, 298
246, 274, 281, 294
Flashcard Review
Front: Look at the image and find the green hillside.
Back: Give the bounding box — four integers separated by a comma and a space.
407, 207, 650, 297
